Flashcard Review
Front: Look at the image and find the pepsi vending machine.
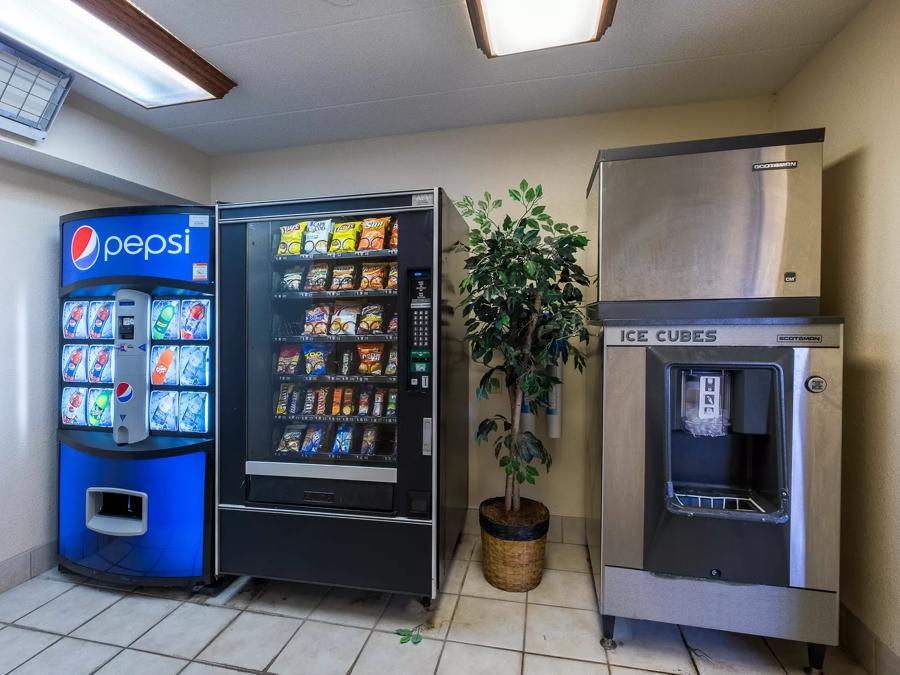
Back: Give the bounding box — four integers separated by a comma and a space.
58, 206, 215, 586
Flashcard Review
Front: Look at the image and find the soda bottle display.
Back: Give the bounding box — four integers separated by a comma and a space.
149, 391, 178, 431
62, 302, 86, 339
180, 300, 209, 340
87, 388, 112, 427
150, 346, 178, 385
151, 300, 179, 340
88, 301, 113, 339
87, 345, 113, 383
62, 345, 87, 382
61, 387, 86, 425
180, 346, 208, 386
179, 391, 208, 433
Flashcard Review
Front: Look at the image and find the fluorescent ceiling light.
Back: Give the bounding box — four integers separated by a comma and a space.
467, 0, 617, 57
0, 0, 235, 107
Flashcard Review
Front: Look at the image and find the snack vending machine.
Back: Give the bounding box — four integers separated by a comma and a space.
58, 206, 216, 586
217, 189, 469, 600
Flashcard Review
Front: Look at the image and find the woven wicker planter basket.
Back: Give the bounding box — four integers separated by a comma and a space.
479, 497, 550, 592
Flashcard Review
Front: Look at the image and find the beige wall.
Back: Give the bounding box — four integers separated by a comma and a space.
213, 95, 776, 517
0, 160, 129, 565
775, 0, 900, 655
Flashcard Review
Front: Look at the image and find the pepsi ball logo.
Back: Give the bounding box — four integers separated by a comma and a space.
115, 382, 134, 403
71, 225, 100, 271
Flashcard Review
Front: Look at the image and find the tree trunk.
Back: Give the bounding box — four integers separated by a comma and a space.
506, 384, 523, 512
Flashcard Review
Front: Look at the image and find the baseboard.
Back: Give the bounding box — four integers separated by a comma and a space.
840, 603, 900, 675
462, 508, 585, 545
0, 541, 58, 594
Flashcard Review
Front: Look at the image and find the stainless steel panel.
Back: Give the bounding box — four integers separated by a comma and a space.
604, 323, 841, 348
601, 347, 646, 569
789, 341, 843, 591
584, 325, 604, 605
245, 461, 398, 483
599, 143, 822, 302
603, 566, 839, 645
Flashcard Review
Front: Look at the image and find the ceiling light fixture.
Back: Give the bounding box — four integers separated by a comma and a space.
0, 0, 236, 108
467, 0, 617, 57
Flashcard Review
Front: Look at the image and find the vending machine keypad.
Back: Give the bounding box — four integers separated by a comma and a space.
408, 270, 432, 391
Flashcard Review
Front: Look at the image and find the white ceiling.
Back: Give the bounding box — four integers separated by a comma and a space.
71, 0, 867, 156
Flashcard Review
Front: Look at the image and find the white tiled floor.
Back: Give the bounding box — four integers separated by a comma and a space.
0, 540, 870, 674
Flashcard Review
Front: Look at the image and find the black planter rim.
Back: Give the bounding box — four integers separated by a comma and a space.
479, 496, 550, 542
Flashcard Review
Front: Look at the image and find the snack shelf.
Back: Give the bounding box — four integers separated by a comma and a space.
274, 248, 398, 264
274, 334, 398, 343
275, 414, 396, 424
273, 289, 398, 300
275, 374, 397, 384
272, 450, 396, 464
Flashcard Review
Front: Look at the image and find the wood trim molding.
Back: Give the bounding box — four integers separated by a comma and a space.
597, 0, 618, 40
72, 0, 236, 104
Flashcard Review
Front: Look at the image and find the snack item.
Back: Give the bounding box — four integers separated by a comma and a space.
372, 388, 385, 417
387, 389, 397, 416
341, 388, 355, 415
386, 263, 398, 289
314, 386, 329, 415
360, 425, 379, 455
330, 303, 360, 335
358, 389, 371, 416
389, 220, 399, 248
387, 314, 398, 334
277, 222, 307, 256
358, 216, 390, 250
303, 343, 333, 375
304, 262, 329, 291
304, 305, 331, 334
276, 425, 306, 453
332, 424, 354, 454
360, 263, 386, 290
276, 344, 301, 374
357, 304, 383, 334
288, 388, 302, 415
329, 221, 361, 252
303, 219, 333, 253
301, 424, 325, 453
302, 389, 316, 414
330, 264, 357, 290
280, 267, 304, 291
338, 348, 353, 376
357, 343, 385, 375
275, 383, 294, 416
331, 387, 343, 416
384, 347, 398, 376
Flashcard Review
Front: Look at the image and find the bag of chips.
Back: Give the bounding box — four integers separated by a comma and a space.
303, 343, 333, 375
329, 221, 361, 253
330, 264, 357, 291
384, 346, 398, 376
386, 263, 398, 289
387, 314, 398, 334
357, 304, 383, 334
360, 425, 379, 455
276, 424, 306, 453
330, 303, 360, 335
303, 219, 333, 253
360, 263, 386, 290
280, 267, 304, 291
389, 220, 399, 248
386, 389, 397, 416
301, 424, 325, 454
357, 343, 385, 375
304, 305, 331, 334
332, 424, 354, 454
277, 222, 307, 256
304, 262, 329, 291
275, 383, 294, 416
341, 387, 355, 416
276, 344, 301, 374
372, 388, 385, 417
358, 216, 390, 250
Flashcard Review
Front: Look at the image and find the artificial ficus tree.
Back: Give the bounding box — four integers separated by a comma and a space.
455, 180, 590, 513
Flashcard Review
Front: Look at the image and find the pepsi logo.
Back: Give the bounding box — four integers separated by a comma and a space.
115, 382, 134, 403
71, 225, 100, 271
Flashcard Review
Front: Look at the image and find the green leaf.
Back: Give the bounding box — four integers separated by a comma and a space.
395, 629, 411, 636
519, 178, 528, 192
499, 456, 510, 467
508, 189, 522, 202
411, 634, 423, 644
400, 635, 411, 643
526, 474, 535, 485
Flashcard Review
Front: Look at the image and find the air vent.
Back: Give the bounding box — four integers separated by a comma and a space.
0, 38, 72, 141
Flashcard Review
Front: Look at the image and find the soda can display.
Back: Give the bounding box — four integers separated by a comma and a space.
61, 344, 88, 382
150, 345, 179, 385
87, 345, 113, 383
180, 345, 209, 387
180, 299, 210, 340
149, 390, 179, 432
87, 300, 114, 339
178, 391, 209, 433
62, 301, 87, 339
86, 388, 112, 428
150, 300, 180, 340
61, 387, 87, 426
